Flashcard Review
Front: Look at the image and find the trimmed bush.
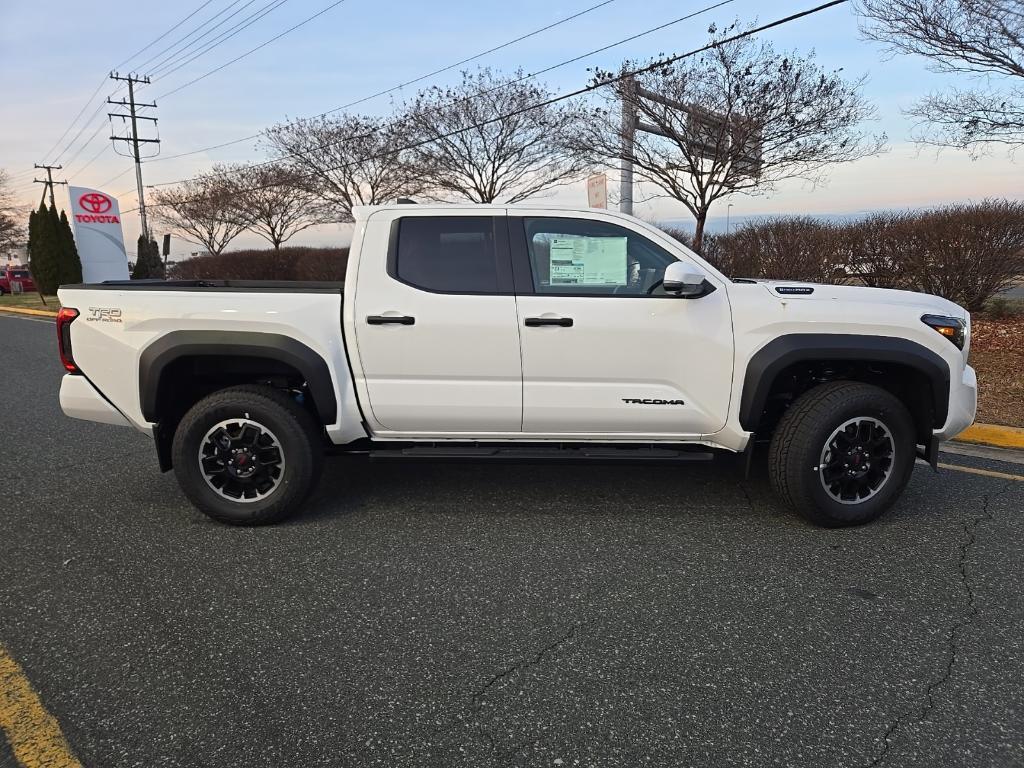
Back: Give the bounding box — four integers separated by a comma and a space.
168, 246, 349, 282
661, 200, 1024, 310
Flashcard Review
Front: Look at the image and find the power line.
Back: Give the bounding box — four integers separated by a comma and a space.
113, 0, 221, 70
150, 0, 738, 186
132, 0, 252, 73
64, 142, 113, 181
151, 0, 627, 162
154, 0, 351, 100
134, 0, 850, 212
39, 75, 110, 164
148, 0, 291, 81
32, 0, 258, 186
96, 167, 136, 189
60, 120, 110, 171
49, 87, 121, 166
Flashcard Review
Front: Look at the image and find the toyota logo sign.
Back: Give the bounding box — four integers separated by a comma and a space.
79, 192, 112, 214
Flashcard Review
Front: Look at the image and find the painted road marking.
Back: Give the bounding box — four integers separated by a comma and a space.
0, 644, 81, 768
937, 462, 1024, 482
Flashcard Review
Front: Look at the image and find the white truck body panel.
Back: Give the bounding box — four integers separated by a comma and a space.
59, 204, 977, 457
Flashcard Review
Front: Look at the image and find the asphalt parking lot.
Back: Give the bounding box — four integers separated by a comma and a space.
1, 312, 1022, 768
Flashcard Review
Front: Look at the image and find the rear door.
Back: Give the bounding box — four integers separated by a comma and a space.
351, 209, 523, 434
510, 212, 734, 437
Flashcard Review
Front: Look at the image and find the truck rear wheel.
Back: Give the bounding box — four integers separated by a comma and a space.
171, 385, 323, 525
768, 381, 916, 527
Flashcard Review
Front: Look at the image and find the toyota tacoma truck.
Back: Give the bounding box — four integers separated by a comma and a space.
56, 204, 976, 527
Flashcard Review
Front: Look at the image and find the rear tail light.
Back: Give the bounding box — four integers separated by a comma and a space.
56, 307, 80, 373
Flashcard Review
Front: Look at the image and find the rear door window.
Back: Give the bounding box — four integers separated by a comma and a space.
392, 217, 506, 294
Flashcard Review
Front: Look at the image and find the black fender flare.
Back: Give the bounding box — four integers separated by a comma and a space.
138, 330, 338, 425
738, 334, 950, 432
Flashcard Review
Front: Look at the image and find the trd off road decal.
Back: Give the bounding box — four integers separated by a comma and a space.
86, 307, 123, 323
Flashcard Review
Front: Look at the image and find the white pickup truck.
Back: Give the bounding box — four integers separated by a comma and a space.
57, 204, 977, 527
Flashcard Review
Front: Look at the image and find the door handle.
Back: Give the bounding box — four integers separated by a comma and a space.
525, 317, 573, 327
367, 315, 415, 325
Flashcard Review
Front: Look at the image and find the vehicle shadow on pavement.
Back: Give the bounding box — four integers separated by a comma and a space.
299, 454, 788, 525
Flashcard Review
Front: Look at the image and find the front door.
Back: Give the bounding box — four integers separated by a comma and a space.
352, 211, 522, 434
511, 213, 734, 437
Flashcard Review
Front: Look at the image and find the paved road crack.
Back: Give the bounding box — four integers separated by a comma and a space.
863, 480, 1015, 767
470, 623, 584, 755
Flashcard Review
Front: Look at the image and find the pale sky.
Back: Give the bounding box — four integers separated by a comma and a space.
1, 0, 1021, 255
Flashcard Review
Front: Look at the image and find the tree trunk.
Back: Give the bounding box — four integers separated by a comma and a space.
692, 211, 708, 254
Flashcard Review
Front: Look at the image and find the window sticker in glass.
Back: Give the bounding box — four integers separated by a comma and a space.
548, 236, 628, 286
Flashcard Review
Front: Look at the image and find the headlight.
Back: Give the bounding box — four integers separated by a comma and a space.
921, 314, 967, 350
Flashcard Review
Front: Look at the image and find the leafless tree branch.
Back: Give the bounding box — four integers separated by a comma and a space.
858, 0, 1024, 151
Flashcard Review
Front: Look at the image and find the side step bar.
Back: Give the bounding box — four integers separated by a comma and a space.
369, 444, 715, 464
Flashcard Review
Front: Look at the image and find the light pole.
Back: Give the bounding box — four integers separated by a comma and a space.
727, 203, 734, 234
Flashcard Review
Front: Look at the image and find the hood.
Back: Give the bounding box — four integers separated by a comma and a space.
750, 280, 968, 320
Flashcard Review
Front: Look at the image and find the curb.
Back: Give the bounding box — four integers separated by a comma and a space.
954, 423, 1024, 451
0, 306, 58, 318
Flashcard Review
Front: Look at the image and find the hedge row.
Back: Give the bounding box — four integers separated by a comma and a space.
665, 201, 1024, 311
168, 246, 349, 282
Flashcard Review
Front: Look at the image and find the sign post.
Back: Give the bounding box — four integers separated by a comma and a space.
67, 187, 130, 282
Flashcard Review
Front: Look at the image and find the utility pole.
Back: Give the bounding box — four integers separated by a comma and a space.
108, 72, 159, 239
618, 76, 677, 216
619, 77, 636, 216
33, 164, 67, 208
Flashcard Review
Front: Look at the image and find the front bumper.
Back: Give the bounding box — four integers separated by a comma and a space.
59, 374, 132, 427
934, 364, 978, 441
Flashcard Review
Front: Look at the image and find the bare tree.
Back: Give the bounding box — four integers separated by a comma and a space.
402, 68, 589, 203
858, 0, 1024, 152
151, 172, 251, 256
0, 170, 24, 256
264, 114, 423, 221
575, 28, 885, 251
217, 162, 331, 249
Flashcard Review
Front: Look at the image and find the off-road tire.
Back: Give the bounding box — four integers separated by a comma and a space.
172, 385, 323, 525
768, 381, 916, 527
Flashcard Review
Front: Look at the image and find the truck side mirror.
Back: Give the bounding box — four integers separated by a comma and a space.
663, 262, 707, 297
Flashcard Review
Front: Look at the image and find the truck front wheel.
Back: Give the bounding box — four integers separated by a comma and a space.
171, 385, 323, 525
768, 381, 916, 527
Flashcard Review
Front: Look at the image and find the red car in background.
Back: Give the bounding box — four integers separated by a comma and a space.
0, 268, 35, 295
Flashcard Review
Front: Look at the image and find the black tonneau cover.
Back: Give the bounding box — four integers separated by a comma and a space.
61, 279, 344, 293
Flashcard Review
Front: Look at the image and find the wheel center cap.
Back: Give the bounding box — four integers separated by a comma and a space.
228, 450, 258, 477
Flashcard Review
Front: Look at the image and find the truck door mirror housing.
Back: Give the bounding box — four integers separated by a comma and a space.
663, 262, 707, 297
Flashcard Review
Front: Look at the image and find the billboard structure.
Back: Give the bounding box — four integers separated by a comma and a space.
618, 77, 763, 214
67, 187, 130, 282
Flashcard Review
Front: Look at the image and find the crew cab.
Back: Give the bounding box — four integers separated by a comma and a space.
0, 267, 35, 294
56, 204, 977, 527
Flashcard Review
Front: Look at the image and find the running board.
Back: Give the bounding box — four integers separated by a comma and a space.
368, 444, 715, 464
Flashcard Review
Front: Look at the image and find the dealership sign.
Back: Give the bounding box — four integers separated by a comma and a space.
68, 187, 130, 282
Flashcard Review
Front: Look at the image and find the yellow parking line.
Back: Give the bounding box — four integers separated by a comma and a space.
938, 462, 1024, 482
0, 644, 81, 768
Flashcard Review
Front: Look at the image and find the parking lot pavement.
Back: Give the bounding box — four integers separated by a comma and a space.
1, 312, 1022, 768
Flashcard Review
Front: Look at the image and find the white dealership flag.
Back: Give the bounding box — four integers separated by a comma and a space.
68, 187, 130, 282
